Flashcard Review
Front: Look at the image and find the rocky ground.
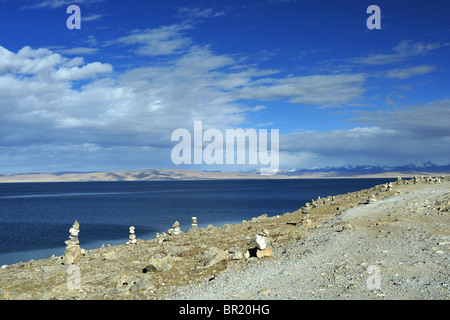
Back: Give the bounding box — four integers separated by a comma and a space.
0, 176, 448, 300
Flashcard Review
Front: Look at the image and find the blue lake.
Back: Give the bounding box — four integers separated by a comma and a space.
0, 178, 394, 265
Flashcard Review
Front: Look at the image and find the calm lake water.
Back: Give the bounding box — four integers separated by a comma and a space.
0, 178, 394, 265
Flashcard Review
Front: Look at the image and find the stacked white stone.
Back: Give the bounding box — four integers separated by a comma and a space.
172, 221, 181, 235
126, 226, 136, 245
255, 229, 272, 258
191, 217, 198, 230
62, 220, 82, 265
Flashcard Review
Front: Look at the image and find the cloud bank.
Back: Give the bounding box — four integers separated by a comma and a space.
0, 8, 448, 173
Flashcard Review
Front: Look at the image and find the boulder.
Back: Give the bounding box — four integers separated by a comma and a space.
103, 250, 119, 260
198, 247, 228, 266
299, 218, 313, 227
143, 256, 175, 272
227, 245, 244, 260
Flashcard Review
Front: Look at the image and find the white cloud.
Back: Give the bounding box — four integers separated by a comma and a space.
353, 99, 450, 138
176, 7, 226, 19
0, 144, 167, 174
354, 40, 446, 65
0, 46, 63, 74
234, 74, 365, 107
108, 25, 366, 108
278, 99, 450, 168
5, 25, 447, 173
386, 65, 436, 79
0, 38, 369, 159
58, 47, 99, 55
22, 0, 105, 10
83, 14, 103, 22
108, 24, 193, 56
53, 62, 112, 81
0, 46, 111, 81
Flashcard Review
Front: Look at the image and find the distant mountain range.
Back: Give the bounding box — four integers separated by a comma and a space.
267, 161, 450, 178
0, 161, 448, 182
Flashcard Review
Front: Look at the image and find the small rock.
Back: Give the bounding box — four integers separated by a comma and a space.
199, 247, 228, 266
342, 223, 353, 230
130, 277, 153, 292
259, 288, 277, 295
299, 218, 313, 226
256, 247, 272, 259
115, 275, 139, 290
144, 256, 175, 272
227, 245, 244, 260
103, 250, 119, 260
41, 265, 65, 280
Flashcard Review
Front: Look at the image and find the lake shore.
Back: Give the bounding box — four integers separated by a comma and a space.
0, 176, 448, 300
1, 168, 448, 183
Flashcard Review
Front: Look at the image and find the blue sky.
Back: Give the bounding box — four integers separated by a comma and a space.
0, 0, 449, 173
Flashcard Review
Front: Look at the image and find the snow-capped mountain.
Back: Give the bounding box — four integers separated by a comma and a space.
273, 161, 450, 177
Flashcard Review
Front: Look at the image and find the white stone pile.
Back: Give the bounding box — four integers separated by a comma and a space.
254, 229, 272, 258
191, 217, 198, 231
62, 220, 82, 265
126, 226, 136, 245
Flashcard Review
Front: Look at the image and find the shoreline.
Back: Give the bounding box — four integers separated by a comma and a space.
0, 178, 397, 266
1, 168, 448, 183
0, 176, 448, 300
0, 221, 244, 266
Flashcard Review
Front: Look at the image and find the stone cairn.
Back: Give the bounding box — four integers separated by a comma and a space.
364, 193, 377, 204
386, 182, 393, 191
191, 217, 198, 231
126, 226, 136, 245
255, 229, 272, 258
173, 221, 181, 235
168, 221, 181, 236
302, 203, 311, 217
299, 203, 313, 226
62, 220, 82, 265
